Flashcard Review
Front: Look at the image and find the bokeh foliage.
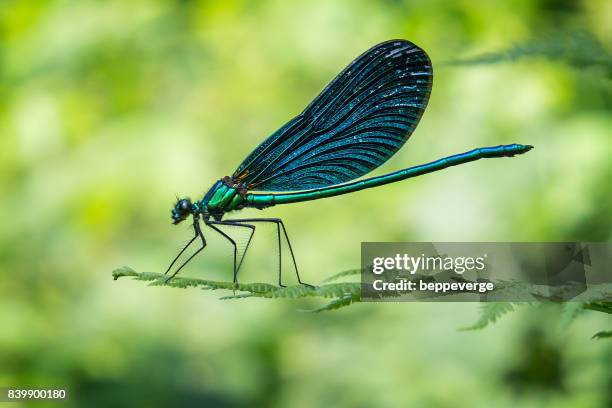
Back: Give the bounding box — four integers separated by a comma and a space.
1, 0, 611, 407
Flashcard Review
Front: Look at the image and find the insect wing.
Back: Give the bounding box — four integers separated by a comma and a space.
233, 40, 432, 191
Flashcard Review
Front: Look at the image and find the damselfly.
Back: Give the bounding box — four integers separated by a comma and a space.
166, 40, 532, 286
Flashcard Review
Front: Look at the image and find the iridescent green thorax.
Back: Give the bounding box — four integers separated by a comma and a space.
200, 177, 247, 220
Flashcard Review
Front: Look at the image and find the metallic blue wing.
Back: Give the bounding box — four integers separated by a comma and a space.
232, 39, 432, 191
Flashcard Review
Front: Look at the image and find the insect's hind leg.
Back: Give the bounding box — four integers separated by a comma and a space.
207, 221, 255, 285
221, 218, 285, 287
223, 218, 314, 288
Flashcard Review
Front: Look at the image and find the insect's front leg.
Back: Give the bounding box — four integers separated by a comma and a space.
164, 234, 197, 276
165, 216, 207, 282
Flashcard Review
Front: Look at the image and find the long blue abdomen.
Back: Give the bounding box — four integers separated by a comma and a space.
245, 144, 532, 208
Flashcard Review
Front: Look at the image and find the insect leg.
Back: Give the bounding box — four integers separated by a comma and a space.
207, 221, 255, 285
164, 234, 196, 276
274, 221, 283, 287
276, 218, 313, 288
223, 218, 283, 286
166, 218, 207, 282
222, 218, 313, 288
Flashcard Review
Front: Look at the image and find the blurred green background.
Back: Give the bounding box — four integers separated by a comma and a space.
1, 0, 611, 407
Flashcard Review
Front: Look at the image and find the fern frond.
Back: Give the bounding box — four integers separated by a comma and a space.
112, 267, 360, 311
301, 293, 361, 313
219, 293, 256, 300
592, 330, 612, 340
113, 266, 279, 293
558, 302, 586, 331
444, 30, 612, 71
583, 302, 612, 314
460, 302, 518, 331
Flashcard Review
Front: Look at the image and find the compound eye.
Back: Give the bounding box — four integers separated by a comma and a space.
178, 199, 191, 213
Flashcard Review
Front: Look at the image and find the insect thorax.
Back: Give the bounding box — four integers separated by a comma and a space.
200, 177, 247, 219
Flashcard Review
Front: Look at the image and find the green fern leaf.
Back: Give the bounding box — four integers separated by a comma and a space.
460, 302, 517, 331
219, 293, 255, 300
445, 30, 612, 71
558, 302, 586, 331
112, 267, 362, 311
583, 302, 612, 314
301, 293, 361, 313
591, 330, 612, 340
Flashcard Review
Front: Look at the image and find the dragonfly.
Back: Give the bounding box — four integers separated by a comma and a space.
165, 39, 532, 286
